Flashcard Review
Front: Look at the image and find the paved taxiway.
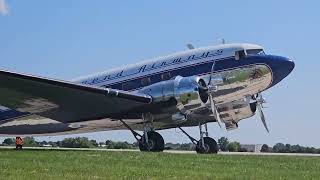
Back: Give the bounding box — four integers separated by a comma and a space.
1, 146, 320, 157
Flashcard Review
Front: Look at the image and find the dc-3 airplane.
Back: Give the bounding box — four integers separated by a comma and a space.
0, 43, 294, 154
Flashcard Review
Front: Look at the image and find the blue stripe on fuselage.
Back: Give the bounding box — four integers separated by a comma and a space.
102, 55, 289, 91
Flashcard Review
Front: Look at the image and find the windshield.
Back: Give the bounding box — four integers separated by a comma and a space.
246, 49, 265, 55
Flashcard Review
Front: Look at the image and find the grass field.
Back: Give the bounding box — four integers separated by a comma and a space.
0, 149, 320, 179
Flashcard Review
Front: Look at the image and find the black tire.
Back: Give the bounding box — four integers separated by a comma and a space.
138, 141, 148, 152
139, 131, 164, 152
196, 137, 218, 154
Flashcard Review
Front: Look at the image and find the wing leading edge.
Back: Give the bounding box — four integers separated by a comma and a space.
0, 70, 152, 124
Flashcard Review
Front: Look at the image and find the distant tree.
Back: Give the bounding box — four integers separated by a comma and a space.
105, 141, 135, 149
273, 143, 286, 153
115, 141, 133, 149
132, 141, 139, 148
218, 137, 229, 151
23, 137, 39, 147
106, 140, 112, 146
56, 141, 62, 147
39, 141, 48, 146
48, 141, 58, 147
271, 143, 320, 154
98, 142, 106, 147
227, 142, 240, 152
90, 140, 98, 147
164, 143, 195, 151
261, 144, 270, 152
61, 137, 93, 148
2, 138, 15, 145
291, 144, 302, 153
180, 143, 195, 151
305, 147, 317, 154
285, 144, 292, 153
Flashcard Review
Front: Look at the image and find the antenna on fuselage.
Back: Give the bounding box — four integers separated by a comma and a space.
221, 38, 226, 44
186, 43, 195, 49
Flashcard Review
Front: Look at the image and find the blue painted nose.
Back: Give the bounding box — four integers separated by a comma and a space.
268, 55, 295, 87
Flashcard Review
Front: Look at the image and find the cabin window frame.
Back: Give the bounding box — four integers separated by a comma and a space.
161, 72, 171, 81
141, 77, 151, 86
122, 81, 136, 91
235, 50, 247, 60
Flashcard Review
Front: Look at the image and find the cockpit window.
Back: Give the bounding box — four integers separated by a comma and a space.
235, 50, 246, 60
246, 49, 265, 55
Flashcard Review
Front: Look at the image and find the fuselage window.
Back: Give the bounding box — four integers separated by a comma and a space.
102, 85, 111, 89
161, 72, 171, 81
246, 49, 265, 55
122, 81, 135, 91
235, 50, 246, 60
141, 77, 151, 86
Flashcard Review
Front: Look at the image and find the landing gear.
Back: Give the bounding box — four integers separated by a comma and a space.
119, 117, 164, 152
195, 137, 218, 154
139, 131, 164, 152
179, 123, 218, 154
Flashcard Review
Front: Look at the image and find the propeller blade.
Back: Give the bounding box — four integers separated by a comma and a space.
257, 92, 266, 104
209, 94, 222, 128
207, 60, 223, 128
208, 60, 216, 85
257, 104, 269, 133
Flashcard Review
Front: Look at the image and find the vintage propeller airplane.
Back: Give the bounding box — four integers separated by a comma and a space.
0, 43, 294, 154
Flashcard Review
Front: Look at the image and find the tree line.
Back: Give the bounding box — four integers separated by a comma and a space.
1, 136, 320, 154
1, 137, 137, 149
217, 137, 320, 154
260, 143, 320, 154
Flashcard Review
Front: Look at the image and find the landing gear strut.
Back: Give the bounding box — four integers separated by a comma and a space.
139, 131, 164, 152
179, 123, 218, 154
119, 116, 164, 152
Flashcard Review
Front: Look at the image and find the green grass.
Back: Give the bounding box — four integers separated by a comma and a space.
0, 149, 320, 180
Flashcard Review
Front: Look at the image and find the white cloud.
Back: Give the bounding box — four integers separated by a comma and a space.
0, 0, 9, 16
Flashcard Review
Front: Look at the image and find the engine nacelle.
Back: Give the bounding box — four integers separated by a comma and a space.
139, 76, 208, 115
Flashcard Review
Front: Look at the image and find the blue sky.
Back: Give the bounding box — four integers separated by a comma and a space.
0, 1, 319, 147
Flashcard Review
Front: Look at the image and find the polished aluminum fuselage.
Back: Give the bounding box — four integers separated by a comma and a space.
73, 44, 273, 129
0, 43, 294, 135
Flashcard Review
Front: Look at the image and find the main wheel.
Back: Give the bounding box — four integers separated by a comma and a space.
139, 131, 164, 152
196, 137, 218, 154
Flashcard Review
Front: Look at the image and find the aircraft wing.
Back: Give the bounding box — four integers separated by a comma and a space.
0, 70, 152, 124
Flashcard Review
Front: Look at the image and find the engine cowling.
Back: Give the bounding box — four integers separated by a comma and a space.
138, 76, 208, 115
217, 99, 257, 130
